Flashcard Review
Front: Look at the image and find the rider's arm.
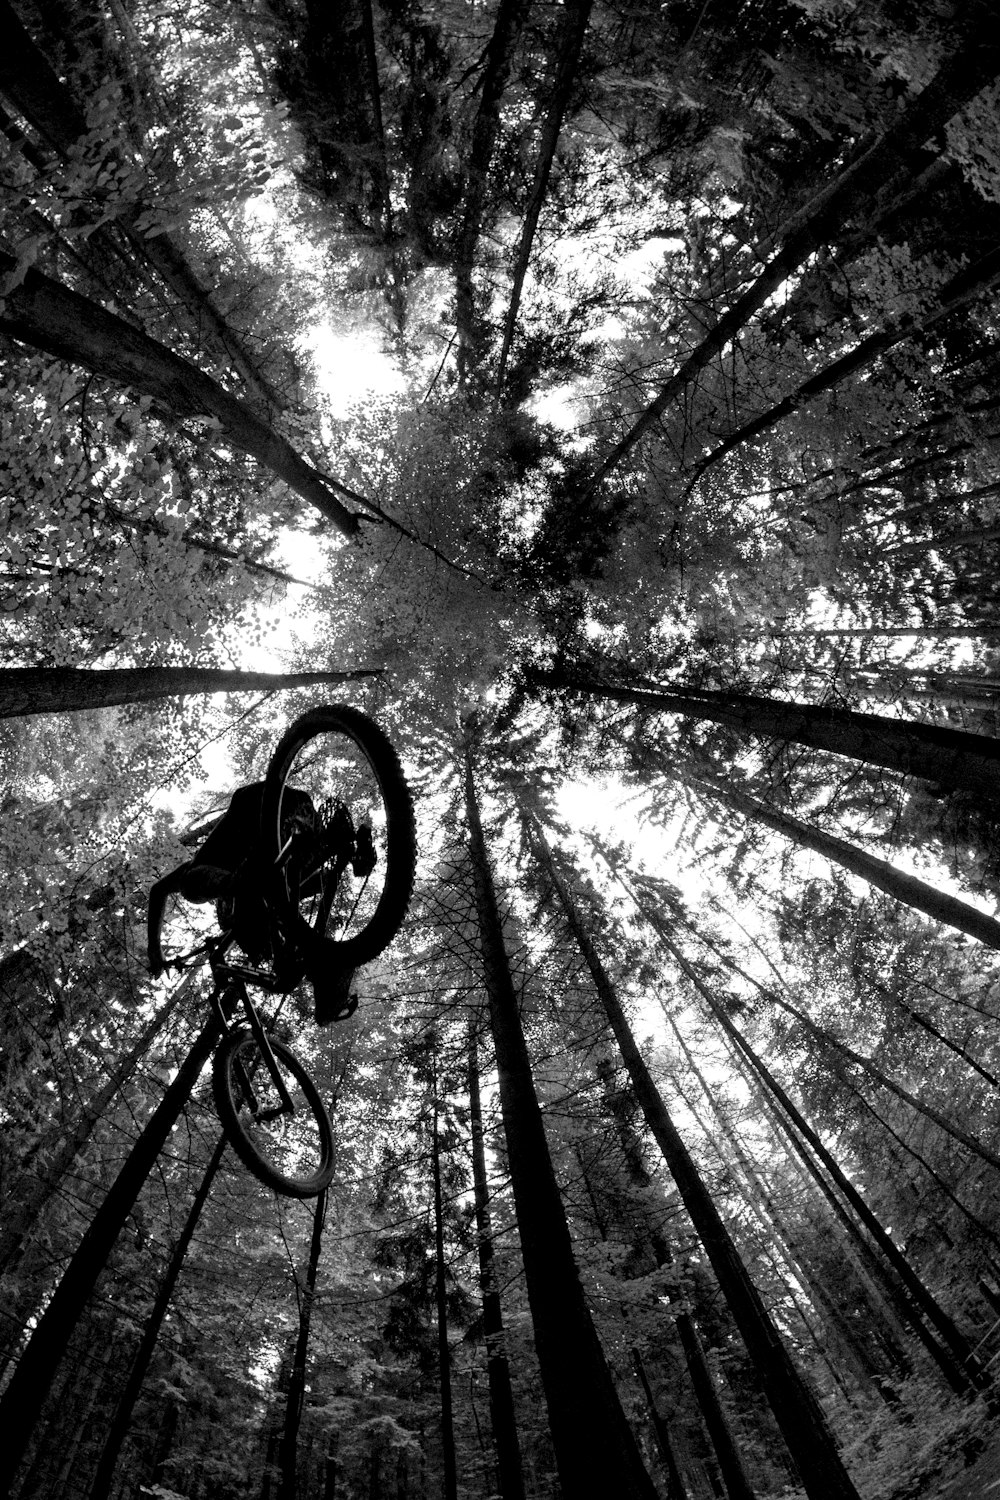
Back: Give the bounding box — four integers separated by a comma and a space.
147, 863, 191, 974
148, 860, 239, 973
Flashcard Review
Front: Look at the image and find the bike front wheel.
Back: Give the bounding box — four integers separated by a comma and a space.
212, 1027, 335, 1198
261, 705, 416, 969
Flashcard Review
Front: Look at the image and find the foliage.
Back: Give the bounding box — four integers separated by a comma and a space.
5, 1, 1000, 1498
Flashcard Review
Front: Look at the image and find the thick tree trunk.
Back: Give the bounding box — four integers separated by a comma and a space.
0, 249, 360, 536
467, 1024, 525, 1500
87, 1133, 228, 1500
585, 20, 1000, 491
591, 1029, 759, 1494
0, 0, 281, 407
526, 822, 861, 1500
531, 665, 1000, 804
463, 740, 658, 1500
0, 666, 380, 718
674, 1317, 758, 1500
0, 1013, 220, 1497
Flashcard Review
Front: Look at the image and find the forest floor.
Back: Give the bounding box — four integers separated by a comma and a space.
929, 1434, 1000, 1499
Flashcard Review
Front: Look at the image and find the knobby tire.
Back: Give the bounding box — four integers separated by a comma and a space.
212, 1027, 335, 1198
261, 704, 416, 968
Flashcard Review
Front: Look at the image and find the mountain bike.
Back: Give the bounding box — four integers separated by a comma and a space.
154, 705, 416, 1198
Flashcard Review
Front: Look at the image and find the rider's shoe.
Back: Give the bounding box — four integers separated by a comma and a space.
312, 965, 358, 1025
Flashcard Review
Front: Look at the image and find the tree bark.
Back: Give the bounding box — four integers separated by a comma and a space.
0, 987, 185, 1277
674, 1317, 758, 1500
661, 1003, 914, 1398
631, 1348, 692, 1500
0, 665, 381, 718
651, 914, 985, 1394
453, 0, 531, 378
530, 664, 1000, 804
468, 1023, 525, 1500
463, 737, 659, 1500
0, 1013, 221, 1497
0, 249, 360, 536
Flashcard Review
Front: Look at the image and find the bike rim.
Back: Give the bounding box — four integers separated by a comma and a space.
272, 727, 394, 947
230, 1037, 329, 1187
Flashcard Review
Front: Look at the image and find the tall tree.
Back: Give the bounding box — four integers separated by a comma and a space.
0, 665, 381, 717
584, 20, 1000, 491
525, 814, 862, 1500
463, 731, 659, 1500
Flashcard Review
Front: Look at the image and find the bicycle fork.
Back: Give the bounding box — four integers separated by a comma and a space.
213, 982, 297, 1122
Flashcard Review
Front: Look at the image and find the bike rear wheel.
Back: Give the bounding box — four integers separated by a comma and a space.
261, 705, 416, 969
212, 1027, 335, 1198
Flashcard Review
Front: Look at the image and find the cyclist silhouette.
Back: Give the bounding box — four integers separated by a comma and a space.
147, 781, 359, 1023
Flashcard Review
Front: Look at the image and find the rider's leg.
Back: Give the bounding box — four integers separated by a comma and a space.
177, 861, 235, 900
298, 928, 357, 1024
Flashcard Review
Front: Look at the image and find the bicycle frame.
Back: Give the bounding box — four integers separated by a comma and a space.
190, 932, 302, 1123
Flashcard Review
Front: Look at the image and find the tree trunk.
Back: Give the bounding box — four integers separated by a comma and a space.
531, 664, 1000, 804
751, 958, 1000, 1179
585, 20, 1000, 491
696, 246, 1000, 475
430, 1045, 459, 1500
495, 0, 593, 398
695, 772, 1000, 951
277, 1190, 328, 1500
322, 1433, 339, 1500
675, 1316, 758, 1500
664, 1009, 908, 1403
591, 1037, 759, 1495
525, 820, 861, 1500
0, 0, 281, 408
631, 1348, 692, 1500
468, 1024, 525, 1500
0, 986, 185, 1277
0, 666, 381, 718
453, 0, 531, 377
653, 916, 984, 1394
87, 1132, 228, 1500
0, 249, 360, 536
462, 738, 659, 1500
0, 1013, 221, 1497
98, 498, 328, 593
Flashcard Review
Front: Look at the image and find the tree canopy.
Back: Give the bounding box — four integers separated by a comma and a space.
4, 2, 1000, 1498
